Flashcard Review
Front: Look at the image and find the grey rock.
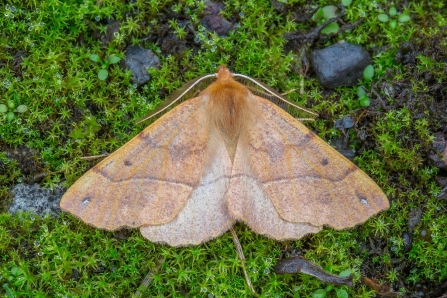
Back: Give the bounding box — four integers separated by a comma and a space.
401, 232, 413, 253
201, 1, 233, 36
437, 186, 447, 200
201, 14, 232, 36
334, 116, 354, 131
270, 0, 287, 13
121, 45, 160, 86
8, 183, 64, 216
408, 207, 423, 232
429, 132, 447, 169
435, 176, 447, 200
310, 41, 371, 89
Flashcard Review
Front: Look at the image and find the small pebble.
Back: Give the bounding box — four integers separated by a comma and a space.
402, 232, 412, 252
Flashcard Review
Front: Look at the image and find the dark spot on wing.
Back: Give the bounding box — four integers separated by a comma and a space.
82, 196, 91, 205
319, 192, 332, 205
139, 135, 161, 148
321, 158, 329, 166
302, 132, 316, 144
124, 160, 132, 166
343, 165, 358, 177
357, 193, 368, 205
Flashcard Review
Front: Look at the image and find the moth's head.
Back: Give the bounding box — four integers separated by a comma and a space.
205, 66, 249, 101
216, 65, 233, 81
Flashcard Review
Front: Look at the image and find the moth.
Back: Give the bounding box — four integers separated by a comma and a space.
60, 65, 389, 247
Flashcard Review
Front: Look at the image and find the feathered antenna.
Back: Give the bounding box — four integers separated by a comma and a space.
233, 74, 318, 121
136, 73, 217, 124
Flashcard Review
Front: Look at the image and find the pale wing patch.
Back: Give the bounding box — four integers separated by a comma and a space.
226, 137, 322, 241
60, 96, 212, 230
141, 134, 234, 246
247, 96, 389, 229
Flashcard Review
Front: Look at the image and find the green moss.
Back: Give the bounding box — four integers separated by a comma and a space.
1, 0, 447, 296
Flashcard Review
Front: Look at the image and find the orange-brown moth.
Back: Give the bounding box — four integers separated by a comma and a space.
60, 65, 389, 247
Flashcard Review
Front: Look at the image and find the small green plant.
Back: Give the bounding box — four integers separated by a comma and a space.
357, 86, 370, 107
312, 5, 340, 35
378, 6, 410, 29
6, 267, 25, 288
0, 100, 28, 121
355, 64, 374, 107
3, 283, 15, 298
89, 54, 121, 80
311, 270, 352, 298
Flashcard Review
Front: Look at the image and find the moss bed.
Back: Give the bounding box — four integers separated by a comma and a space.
1, 0, 447, 297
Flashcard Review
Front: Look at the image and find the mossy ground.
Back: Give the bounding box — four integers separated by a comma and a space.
1, 0, 447, 297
